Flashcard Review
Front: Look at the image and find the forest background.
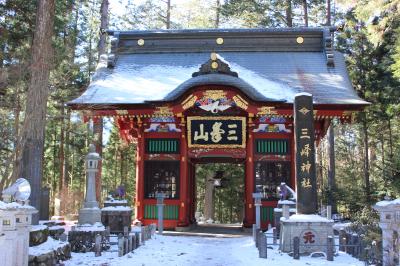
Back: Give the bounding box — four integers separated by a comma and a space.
0, 0, 399, 225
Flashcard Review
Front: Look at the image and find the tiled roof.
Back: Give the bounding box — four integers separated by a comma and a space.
68, 28, 368, 107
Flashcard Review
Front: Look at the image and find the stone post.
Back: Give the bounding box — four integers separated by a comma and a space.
118, 234, 124, 257
327, 205, 332, 220
293, 93, 317, 214
259, 231, 267, 258
252, 224, 257, 242
204, 177, 215, 222
253, 193, 262, 229
293, 236, 300, 259
339, 229, 346, 252
78, 144, 102, 225
156, 193, 165, 234
327, 236, 334, 261
95, 234, 101, 257
282, 204, 290, 219
273, 228, 277, 245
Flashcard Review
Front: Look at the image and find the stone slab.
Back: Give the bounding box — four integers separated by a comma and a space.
78, 207, 101, 225
280, 216, 334, 254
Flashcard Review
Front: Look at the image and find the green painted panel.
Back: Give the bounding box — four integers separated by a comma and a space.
261, 206, 274, 222
144, 204, 179, 220
146, 139, 180, 154
255, 139, 289, 155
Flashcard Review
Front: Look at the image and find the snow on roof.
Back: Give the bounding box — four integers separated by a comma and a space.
375, 198, 400, 207
69, 51, 368, 107
281, 214, 333, 223
31, 225, 48, 232
0, 201, 36, 210
101, 206, 132, 211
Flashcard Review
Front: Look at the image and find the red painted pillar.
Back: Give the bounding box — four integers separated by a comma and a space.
178, 118, 189, 227
244, 116, 255, 227
135, 121, 145, 222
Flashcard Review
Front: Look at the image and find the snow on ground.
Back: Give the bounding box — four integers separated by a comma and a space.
64, 234, 364, 266
29, 237, 69, 257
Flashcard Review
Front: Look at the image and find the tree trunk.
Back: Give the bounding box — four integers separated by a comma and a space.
381, 133, 386, 182
12, 0, 55, 224
327, 122, 336, 212
98, 0, 109, 58
362, 114, 370, 203
166, 0, 171, 29
302, 0, 308, 27
388, 118, 394, 179
285, 0, 293, 27
93, 119, 103, 201
204, 176, 214, 221
215, 0, 220, 28
326, 0, 331, 26
94, 0, 109, 202
59, 103, 65, 193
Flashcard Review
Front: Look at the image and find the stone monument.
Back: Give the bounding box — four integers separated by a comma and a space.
79, 144, 102, 225
373, 198, 400, 266
280, 93, 334, 254
69, 144, 109, 253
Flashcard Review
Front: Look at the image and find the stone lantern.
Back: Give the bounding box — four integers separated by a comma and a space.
373, 198, 400, 266
78, 144, 102, 225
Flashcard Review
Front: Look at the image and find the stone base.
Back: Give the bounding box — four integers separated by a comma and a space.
29, 242, 71, 266
68, 227, 109, 253
175, 223, 196, 232
30, 226, 49, 247
78, 207, 101, 225
280, 214, 334, 254
101, 207, 132, 234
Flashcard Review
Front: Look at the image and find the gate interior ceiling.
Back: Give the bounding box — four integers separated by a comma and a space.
68, 28, 368, 229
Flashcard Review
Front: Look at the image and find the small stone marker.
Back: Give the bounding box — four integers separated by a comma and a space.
252, 193, 262, 229
135, 232, 140, 247
124, 237, 129, 254
252, 224, 257, 242
327, 236, 334, 261
293, 237, 300, 260
118, 234, 124, 257
106, 226, 110, 241
259, 232, 267, 259
123, 226, 128, 237
272, 228, 277, 245
141, 227, 145, 245
95, 234, 102, 257
156, 193, 165, 234
128, 235, 133, 252
339, 229, 346, 252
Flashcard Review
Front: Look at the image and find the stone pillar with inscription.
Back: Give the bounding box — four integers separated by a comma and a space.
294, 93, 318, 214
280, 93, 334, 255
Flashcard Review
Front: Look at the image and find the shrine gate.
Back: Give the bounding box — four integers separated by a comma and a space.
69, 28, 368, 229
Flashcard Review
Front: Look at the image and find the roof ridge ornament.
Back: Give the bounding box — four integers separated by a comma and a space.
192, 53, 238, 78
323, 29, 334, 67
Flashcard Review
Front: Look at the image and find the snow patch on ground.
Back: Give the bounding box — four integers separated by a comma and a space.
63, 235, 364, 266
